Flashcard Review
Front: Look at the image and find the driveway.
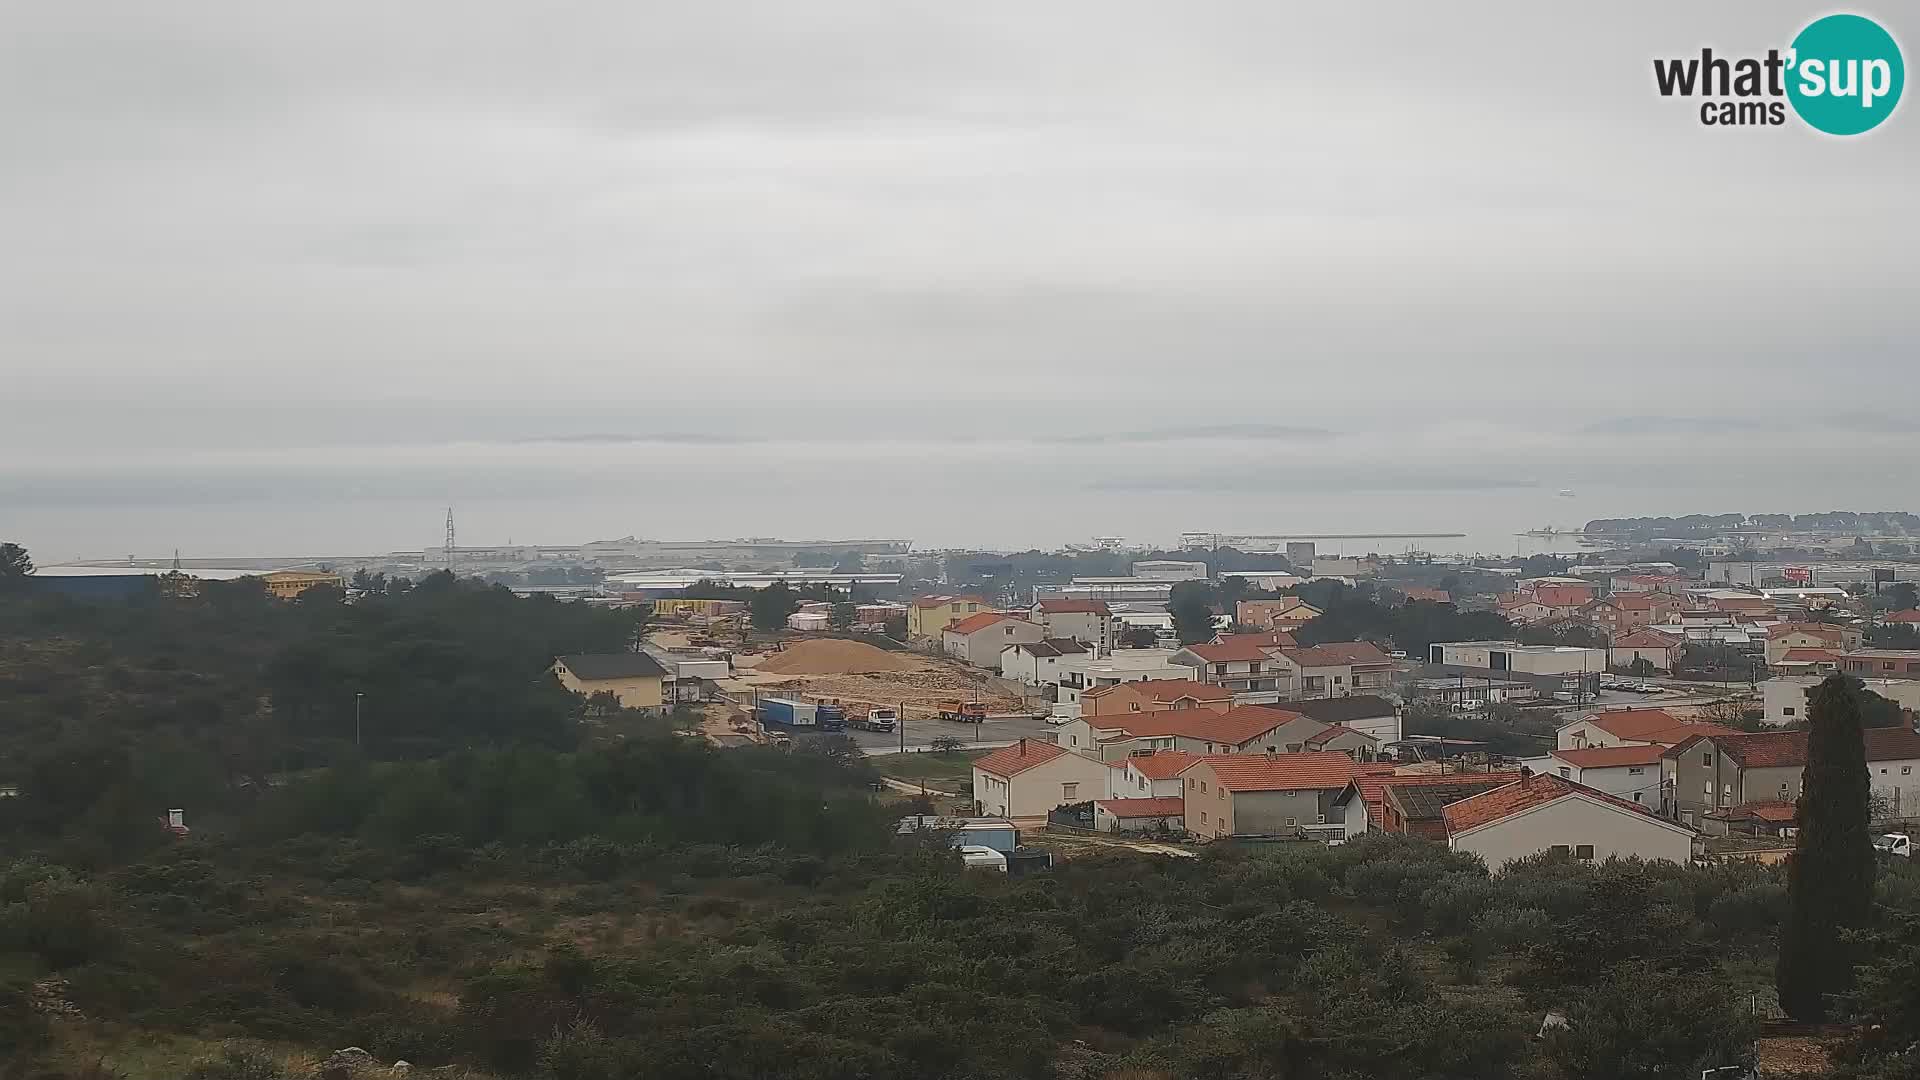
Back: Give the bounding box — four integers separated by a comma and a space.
843, 712, 1060, 755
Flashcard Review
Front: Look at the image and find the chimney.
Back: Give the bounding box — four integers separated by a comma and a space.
1519, 766, 1532, 787
1019, 740, 1027, 757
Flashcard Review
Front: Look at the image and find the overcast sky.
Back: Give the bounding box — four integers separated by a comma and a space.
2, 3, 1916, 557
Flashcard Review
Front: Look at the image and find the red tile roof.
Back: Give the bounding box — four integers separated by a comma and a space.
945, 612, 1023, 635
1711, 800, 1797, 823
1612, 594, 1659, 611
1441, 772, 1662, 835
913, 594, 988, 609
1551, 744, 1668, 769
1183, 639, 1283, 663
1187, 752, 1356, 792
972, 739, 1072, 778
1400, 587, 1452, 604
1579, 709, 1743, 746
1036, 599, 1112, 615
1220, 630, 1298, 649
1285, 641, 1393, 667
1349, 771, 1524, 829
1777, 648, 1839, 663
1677, 727, 1920, 770
1094, 796, 1186, 818
1125, 749, 1201, 779
1084, 678, 1232, 704
1768, 622, 1852, 640
1612, 630, 1681, 649
1887, 610, 1920, 624
1096, 705, 1306, 746
1304, 724, 1366, 747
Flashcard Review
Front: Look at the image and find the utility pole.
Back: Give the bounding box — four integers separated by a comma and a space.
354, 692, 365, 749
444, 507, 457, 575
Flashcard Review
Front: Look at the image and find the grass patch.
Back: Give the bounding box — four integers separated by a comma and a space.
869, 748, 986, 785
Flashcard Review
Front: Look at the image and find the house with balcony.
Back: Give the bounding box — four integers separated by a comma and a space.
1169, 638, 1299, 703
1029, 599, 1116, 653
1662, 727, 1920, 825
1282, 641, 1394, 697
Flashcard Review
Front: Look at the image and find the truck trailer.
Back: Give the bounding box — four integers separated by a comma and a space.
757, 696, 846, 732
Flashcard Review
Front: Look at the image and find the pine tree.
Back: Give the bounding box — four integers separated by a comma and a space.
1777, 674, 1877, 1020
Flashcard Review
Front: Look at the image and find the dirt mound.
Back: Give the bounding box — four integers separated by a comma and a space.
753, 638, 920, 675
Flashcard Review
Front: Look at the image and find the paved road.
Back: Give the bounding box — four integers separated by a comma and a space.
844, 712, 1060, 755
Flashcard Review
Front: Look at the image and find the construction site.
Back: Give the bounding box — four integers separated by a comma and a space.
726, 637, 1027, 720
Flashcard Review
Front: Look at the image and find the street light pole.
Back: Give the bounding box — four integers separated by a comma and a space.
355, 692, 365, 749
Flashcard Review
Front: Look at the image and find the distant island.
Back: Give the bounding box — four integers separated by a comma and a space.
1585, 511, 1920, 540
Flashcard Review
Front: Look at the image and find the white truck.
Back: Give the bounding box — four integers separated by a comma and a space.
1875, 833, 1911, 858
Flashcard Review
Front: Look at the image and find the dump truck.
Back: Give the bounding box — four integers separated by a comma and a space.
938, 700, 988, 723
849, 706, 898, 733
757, 696, 846, 732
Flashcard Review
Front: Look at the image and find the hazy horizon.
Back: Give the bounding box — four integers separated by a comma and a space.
5, 3, 1915, 560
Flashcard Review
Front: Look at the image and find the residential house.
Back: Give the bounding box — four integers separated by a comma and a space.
1054, 649, 1189, 704
1303, 724, 1380, 759
1884, 610, 1920, 627
1609, 629, 1684, 673
942, 613, 1045, 668
1769, 648, 1840, 678
1584, 594, 1673, 636
1842, 649, 1920, 680
1556, 708, 1740, 751
1030, 599, 1116, 652
1662, 727, 1920, 824
1520, 744, 1666, 806
1170, 638, 1298, 701
1180, 753, 1359, 839
1283, 641, 1394, 697
1080, 678, 1233, 719
907, 594, 992, 640
553, 653, 669, 713
1763, 674, 1920, 726
1496, 598, 1558, 624
261, 570, 345, 599
1092, 796, 1185, 834
1290, 695, 1403, 743
1336, 772, 1524, 839
1057, 705, 1325, 761
1397, 586, 1452, 605
1611, 574, 1688, 595
1236, 598, 1323, 632
1531, 583, 1597, 611
1702, 801, 1797, 838
1765, 622, 1864, 665
998, 638, 1088, 685
1442, 772, 1696, 868
971, 739, 1117, 819
1111, 749, 1201, 798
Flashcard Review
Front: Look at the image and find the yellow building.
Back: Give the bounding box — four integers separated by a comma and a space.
652, 598, 748, 618
553, 653, 668, 713
260, 570, 345, 600
907, 594, 992, 640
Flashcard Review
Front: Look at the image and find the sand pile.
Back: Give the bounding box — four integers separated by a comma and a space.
754, 638, 920, 675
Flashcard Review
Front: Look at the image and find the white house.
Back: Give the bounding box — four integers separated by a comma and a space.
1290, 695, 1403, 744
942, 613, 1045, 668
1763, 675, 1920, 726
1519, 744, 1666, 807
970, 739, 1118, 819
1442, 773, 1696, 869
1111, 749, 1201, 798
1030, 599, 1116, 653
1608, 630, 1684, 673
998, 638, 1088, 685
1053, 649, 1188, 704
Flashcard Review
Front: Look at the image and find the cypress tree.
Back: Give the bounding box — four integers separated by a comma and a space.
1777, 674, 1877, 1020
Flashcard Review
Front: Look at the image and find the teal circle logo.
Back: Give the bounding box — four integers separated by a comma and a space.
1786, 14, 1904, 135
